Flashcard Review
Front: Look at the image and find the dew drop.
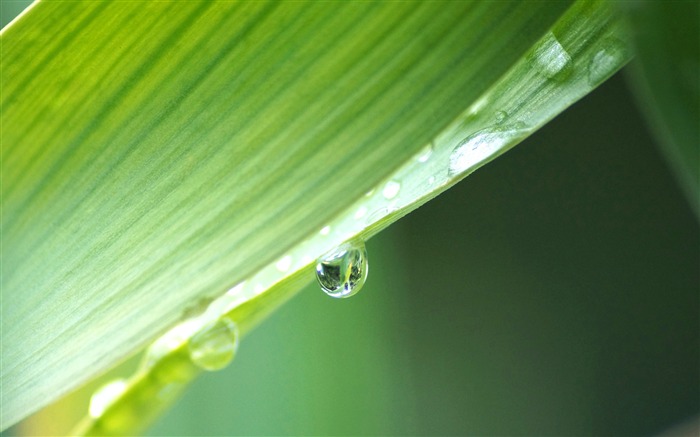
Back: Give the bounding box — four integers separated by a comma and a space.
315, 241, 368, 298
366, 206, 398, 225
188, 318, 239, 371
89, 379, 128, 418
532, 32, 572, 81
225, 281, 246, 297
468, 95, 489, 115
382, 180, 401, 199
587, 38, 627, 86
415, 143, 434, 163
495, 111, 508, 124
320, 225, 331, 236
275, 255, 292, 272
354, 206, 368, 219
448, 123, 529, 177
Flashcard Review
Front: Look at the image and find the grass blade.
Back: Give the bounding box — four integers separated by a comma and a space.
1, 0, 628, 431
622, 0, 700, 218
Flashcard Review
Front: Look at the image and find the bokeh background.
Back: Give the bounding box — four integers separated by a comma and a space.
2, 2, 698, 436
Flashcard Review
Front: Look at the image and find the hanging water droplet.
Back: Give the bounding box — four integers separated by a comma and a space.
315, 241, 368, 298
89, 379, 128, 418
188, 318, 239, 371
532, 32, 572, 81
415, 143, 434, 163
382, 180, 401, 199
587, 38, 627, 85
448, 123, 529, 177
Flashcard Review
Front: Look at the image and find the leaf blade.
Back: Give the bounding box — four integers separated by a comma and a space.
0, 0, 631, 430
622, 0, 700, 217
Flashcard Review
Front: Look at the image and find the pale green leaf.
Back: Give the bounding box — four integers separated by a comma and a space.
0, 0, 628, 431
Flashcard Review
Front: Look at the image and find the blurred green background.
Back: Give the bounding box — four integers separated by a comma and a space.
2, 2, 698, 436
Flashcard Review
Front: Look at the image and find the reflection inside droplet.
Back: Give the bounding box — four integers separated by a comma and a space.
315, 241, 369, 298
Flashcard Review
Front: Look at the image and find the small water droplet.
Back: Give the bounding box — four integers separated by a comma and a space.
89, 379, 128, 418
532, 32, 572, 81
188, 318, 239, 371
428, 175, 436, 185
495, 111, 508, 124
354, 206, 368, 219
448, 123, 528, 177
415, 143, 434, 163
364, 189, 375, 197
319, 225, 331, 236
587, 38, 627, 85
468, 95, 489, 115
382, 180, 401, 199
275, 255, 292, 272
366, 206, 399, 225
226, 282, 246, 297
315, 241, 368, 298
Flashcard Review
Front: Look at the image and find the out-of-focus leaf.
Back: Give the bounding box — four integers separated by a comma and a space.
623, 0, 700, 217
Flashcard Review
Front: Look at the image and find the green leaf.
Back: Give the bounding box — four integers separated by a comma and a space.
1, 0, 628, 431
622, 0, 700, 218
